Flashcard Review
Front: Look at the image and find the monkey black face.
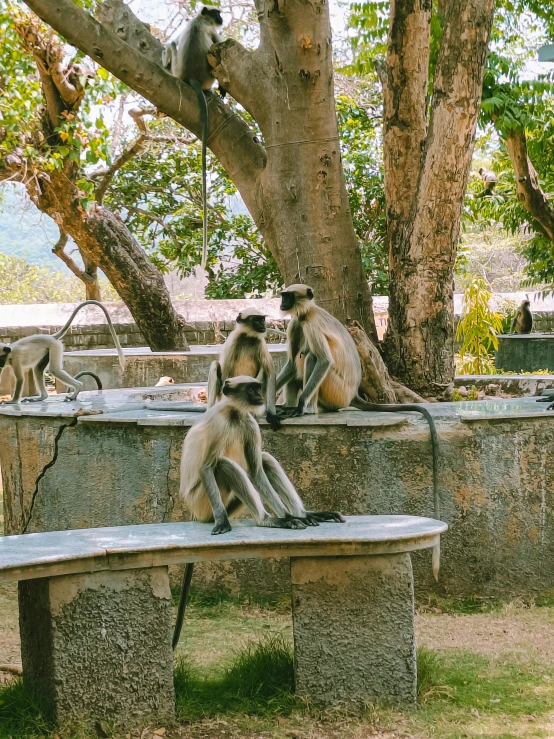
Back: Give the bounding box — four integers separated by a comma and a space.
223, 379, 264, 406
0, 345, 11, 369
201, 6, 223, 25
237, 312, 266, 334
280, 287, 313, 312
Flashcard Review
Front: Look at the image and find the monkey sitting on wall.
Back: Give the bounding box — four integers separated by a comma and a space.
0, 300, 124, 404
180, 375, 345, 535
145, 309, 285, 429
511, 300, 533, 334
275, 284, 440, 524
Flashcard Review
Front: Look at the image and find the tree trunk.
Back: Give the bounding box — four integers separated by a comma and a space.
23, 0, 378, 342
211, 7, 377, 337
505, 129, 554, 241
29, 166, 190, 351
381, 0, 495, 395
52, 230, 102, 301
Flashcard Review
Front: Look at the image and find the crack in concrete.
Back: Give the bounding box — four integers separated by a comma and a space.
162, 443, 175, 523
23, 418, 78, 534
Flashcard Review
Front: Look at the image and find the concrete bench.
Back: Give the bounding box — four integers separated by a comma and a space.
0, 515, 446, 726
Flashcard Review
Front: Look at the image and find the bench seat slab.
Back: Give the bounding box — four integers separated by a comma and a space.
291, 553, 417, 705
19, 566, 175, 727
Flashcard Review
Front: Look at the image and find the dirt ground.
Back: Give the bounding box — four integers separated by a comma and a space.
2, 583, 554, 739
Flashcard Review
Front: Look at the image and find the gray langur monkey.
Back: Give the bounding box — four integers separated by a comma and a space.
181, 375, 345, 535
172, 374, 344, 649
161, 6, 225, 270
511, 299, 533, 334
478, 167, 497, 197
0, 300, 125, 404
207, 308, 282, 429
145, 309, 286, 428
275, 285, 441, 577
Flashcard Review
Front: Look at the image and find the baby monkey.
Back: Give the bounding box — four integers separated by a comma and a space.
180, 375, 345, 535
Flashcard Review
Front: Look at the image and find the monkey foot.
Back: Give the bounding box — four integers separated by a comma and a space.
21, 396, 48, 403
266, 516, 307, 530
305, 511, 345, 524
211, 519, 232, 535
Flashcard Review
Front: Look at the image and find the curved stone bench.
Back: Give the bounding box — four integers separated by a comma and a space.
0, 515, 446, 726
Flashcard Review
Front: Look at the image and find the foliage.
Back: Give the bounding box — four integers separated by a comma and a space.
336, 91, 389, 294
174, 635, 297, 721
106, 93, 389, 297
0, 3, 120, 193
0, 253, 114, 303
456, 277, 504, 375
463, 4, 554, 293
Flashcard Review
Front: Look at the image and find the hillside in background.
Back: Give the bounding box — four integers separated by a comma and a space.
0, 184, 73, 271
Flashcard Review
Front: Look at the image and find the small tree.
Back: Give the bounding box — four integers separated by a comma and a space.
456, 277, 504, 375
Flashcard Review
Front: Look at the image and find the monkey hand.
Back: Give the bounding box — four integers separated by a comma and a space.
275, 402, 306, 419
305, 511, 346, 524
274, 405, 300, 419
211, 517, 232, 535
266, 411, 283, 431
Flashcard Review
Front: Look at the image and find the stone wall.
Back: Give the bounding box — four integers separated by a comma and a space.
2, 395, 554, 600
0, 297, 390, 350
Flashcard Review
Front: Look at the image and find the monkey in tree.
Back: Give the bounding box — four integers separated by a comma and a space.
478, 167, 497, 197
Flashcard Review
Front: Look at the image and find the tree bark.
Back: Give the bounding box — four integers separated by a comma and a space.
22, 0, 378, 341
505, 129, 554, 241
382, 0, 495, 395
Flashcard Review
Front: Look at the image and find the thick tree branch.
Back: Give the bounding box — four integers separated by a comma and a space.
21, 0, 266, 200
506, 128, 554, 242
208, 40, 267, 123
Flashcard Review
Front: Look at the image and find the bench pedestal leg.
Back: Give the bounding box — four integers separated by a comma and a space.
290, 553, 417, 705
18, 567, 175, 727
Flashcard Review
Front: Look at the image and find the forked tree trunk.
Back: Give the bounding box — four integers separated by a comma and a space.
381, 0, 495, 395
2, 13, 190, 351
31, 167, 190, 351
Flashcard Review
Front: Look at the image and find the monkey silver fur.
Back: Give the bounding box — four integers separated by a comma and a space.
0, 300, 125, 404
162, 6, 224, 270
276, 284, 441, 577
180, 375, 344, 535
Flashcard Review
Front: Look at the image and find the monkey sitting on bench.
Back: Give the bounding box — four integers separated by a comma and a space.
180, 375, 344, 535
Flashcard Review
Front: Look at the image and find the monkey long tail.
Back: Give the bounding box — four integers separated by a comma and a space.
75, 371, 102, 391
53, 300, 125, 371
351, 397, 440, 521
190, 80, 209, 270
144, 400, 208, 412
172, 563, 194, 650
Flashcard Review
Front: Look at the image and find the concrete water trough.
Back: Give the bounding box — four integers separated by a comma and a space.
2, 387, 554, 599
55, 344, 288, 391
496, 333, 554, 373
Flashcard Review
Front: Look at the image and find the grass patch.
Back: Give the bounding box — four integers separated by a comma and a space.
413, 648, 553, 718
0, 679, 53, 738
174, 634, 298, 720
